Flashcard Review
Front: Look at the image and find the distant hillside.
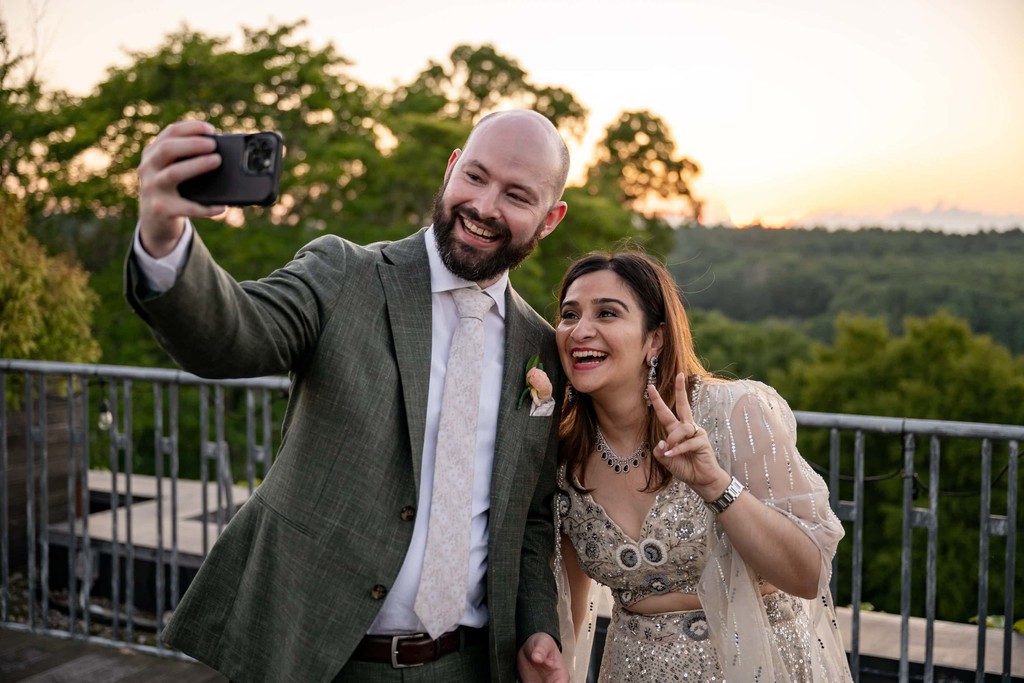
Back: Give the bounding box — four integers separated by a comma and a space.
669, 225, 1024, 353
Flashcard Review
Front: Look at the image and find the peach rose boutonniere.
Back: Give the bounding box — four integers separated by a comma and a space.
518, 353, 555, 417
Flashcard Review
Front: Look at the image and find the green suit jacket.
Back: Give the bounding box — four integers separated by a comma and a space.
125, 228, 563, 682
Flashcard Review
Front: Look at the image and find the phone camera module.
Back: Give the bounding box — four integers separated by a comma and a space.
244, 135, 275, 175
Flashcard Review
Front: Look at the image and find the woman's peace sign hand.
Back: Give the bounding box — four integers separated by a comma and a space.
648, 373, 730, 497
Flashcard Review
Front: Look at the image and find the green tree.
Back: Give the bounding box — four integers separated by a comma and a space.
774, 312, 1024, 623
39, 21, 375, 233
0, 195, 100, 365
687, 309, 813, 381
671, 224, 1024, 354
1, 18, 75, 215
387, 44, 588, 141
585, 110, 702, 220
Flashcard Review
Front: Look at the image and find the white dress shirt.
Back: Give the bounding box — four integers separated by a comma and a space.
133, 224, 507, 635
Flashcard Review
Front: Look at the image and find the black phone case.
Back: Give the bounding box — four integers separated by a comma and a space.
178, 132, 283, 206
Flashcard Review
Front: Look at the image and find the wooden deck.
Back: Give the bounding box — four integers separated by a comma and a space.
0, 629, 227, 682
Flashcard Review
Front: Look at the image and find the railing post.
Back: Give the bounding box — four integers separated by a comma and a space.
153, 383, 166, 648
0, 372, 7, 623
65, 376, 78, 636
122, 379, 135, 644
169, 384, 181, 615
924, 436, 941, 683
214, 385, 233, 533
80, 381, 93, 637
899, 432, 916, 682
105, 380, 121, 640
1002, 440, 1018, 683
977, 439, 993, 683
37, 374, 50, 629
851, 430, 865, 683
24, 372, 37, 629
199, 384, 210, 555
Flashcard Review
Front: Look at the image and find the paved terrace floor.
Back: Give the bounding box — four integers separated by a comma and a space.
4, 609, 1022, 682
0, 629, 226, 682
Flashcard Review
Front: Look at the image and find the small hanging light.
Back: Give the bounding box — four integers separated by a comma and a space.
98, 399, 113, 431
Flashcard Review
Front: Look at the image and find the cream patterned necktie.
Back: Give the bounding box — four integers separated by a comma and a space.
414, 287, 495, 639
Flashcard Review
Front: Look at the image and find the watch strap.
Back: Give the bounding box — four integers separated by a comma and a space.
705, 476, 744, 514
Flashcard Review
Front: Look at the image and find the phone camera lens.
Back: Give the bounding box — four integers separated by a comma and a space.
245, 136, 275, 174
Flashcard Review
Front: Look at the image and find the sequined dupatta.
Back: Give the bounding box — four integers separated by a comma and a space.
694, 379, 853, 682
553, 467, 599, 681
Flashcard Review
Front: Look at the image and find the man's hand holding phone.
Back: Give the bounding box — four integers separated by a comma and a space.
137, 121, 284, 258
137, 121, 227, 258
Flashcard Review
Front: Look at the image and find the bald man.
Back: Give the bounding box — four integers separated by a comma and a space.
126, 111, 570, 682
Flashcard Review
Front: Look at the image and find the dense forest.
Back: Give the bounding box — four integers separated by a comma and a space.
3, 19, 1022, 627
670, 224, 1024, 354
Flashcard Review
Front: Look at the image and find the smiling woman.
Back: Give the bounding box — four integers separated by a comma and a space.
551, 250, 853, 682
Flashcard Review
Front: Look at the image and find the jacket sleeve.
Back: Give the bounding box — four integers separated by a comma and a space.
125, 231, 351, 378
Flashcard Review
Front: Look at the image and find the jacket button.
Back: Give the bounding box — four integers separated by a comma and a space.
400, 505, 416, 521
370, 584, 388, 600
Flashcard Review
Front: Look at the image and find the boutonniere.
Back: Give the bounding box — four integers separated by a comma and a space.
518, 353, 555, 416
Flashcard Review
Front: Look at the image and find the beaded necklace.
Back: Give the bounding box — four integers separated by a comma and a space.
595, 425, 648, 474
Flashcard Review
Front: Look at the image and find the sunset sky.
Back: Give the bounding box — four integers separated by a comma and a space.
5, 0, 1023, 231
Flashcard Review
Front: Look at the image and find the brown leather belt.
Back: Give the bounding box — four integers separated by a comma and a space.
351, 626, 488, 668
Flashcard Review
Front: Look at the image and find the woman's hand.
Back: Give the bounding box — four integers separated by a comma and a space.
648, 373, 731, 501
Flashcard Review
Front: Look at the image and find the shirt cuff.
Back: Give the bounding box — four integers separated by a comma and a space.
132, 220, 194, 293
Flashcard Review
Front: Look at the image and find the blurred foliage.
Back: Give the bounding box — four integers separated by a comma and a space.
0, 195, 100, 362
687, 309, 814, 381
0, 194, 100, 409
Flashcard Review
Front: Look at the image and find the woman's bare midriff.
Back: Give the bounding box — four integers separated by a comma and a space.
627, 583, 780, 615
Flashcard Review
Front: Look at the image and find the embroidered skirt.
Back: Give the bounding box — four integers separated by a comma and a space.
597, 592, 815, 682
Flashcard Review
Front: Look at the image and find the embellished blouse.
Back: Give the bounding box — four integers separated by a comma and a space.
557, 473, 710, 610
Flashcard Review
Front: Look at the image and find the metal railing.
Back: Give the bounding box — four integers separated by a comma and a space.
1, 359, 1021, 681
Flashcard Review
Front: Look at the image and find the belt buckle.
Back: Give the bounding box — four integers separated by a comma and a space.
391, 632, 427, 668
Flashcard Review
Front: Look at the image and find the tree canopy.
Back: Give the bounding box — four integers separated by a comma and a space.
671, 224, 1024, 354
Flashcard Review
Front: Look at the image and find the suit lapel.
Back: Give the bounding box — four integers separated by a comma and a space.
490, 288, 538, 527
379, 232, 432, 490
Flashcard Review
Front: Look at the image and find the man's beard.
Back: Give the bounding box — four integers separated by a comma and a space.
432, 189, 544, 284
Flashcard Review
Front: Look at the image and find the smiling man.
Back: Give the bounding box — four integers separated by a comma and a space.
125, 110, 570, 682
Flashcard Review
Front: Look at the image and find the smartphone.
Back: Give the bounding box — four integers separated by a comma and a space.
178, 132, 284, 206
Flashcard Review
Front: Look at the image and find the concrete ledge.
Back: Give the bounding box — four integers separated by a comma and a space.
836, 606, 1023, 677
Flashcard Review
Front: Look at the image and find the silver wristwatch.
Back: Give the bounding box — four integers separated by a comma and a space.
704, 476, 744, 514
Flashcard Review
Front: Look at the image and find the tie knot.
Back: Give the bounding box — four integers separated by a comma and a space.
451, 287, 494, 320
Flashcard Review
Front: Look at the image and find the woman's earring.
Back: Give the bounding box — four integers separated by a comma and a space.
643, 356, 659, 405
566, 384, 577, 405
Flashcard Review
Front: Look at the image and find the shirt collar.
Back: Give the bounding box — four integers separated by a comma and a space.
425, 225, 508, 319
